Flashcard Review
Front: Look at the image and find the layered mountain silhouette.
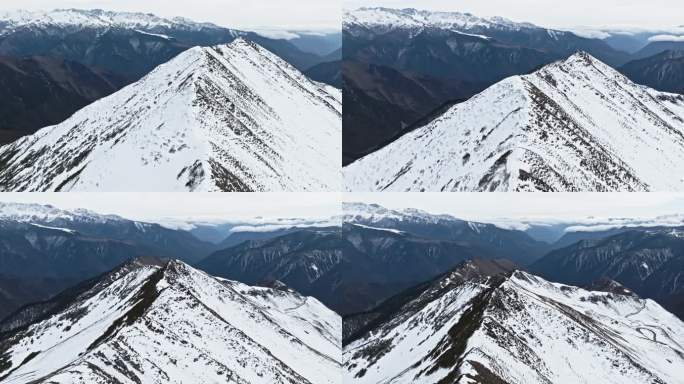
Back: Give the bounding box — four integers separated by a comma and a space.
0, 56, 124, 143
621, 50, 684, 95
0, 202, 215, 319
531, 227, 684, 319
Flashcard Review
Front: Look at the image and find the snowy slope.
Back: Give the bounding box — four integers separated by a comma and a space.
345, 52, 684, 191
0, 259, 341, 384
0, 38, 341, 191
344, 267, 684, 384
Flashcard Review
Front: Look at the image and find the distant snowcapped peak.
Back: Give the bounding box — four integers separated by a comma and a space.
342, 202, 462, 224
344, 6, 542, 33
0, 201, 121, 223
0, 8, 224, 34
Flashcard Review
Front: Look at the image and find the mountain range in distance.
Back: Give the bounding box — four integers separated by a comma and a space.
531, 227, 684, 319
620, 49, 684, 95
0, 202, 218, 319
0, 8, 341, 146
3, 200, 684, 321
343, 7, 684, 180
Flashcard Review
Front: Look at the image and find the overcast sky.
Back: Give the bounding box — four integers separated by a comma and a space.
344, 0, 684, 30
346, 193, 684, 222
0, 193, 342, 222
0, 0, 341, 31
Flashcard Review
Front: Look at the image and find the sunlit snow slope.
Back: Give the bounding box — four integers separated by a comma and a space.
344, 264, 684, 384
0, 38, 341, 191
345, 52, 684, 192
0, 258, 342, 384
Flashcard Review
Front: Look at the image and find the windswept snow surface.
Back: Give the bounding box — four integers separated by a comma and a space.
0, 38, 342, 192
344, 270, 684, 384
345, 52, 684, 192
0, 259, 342, 384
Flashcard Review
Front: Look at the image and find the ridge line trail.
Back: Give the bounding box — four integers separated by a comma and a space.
636, 327, 658, 342
625, 300, 646, 318
637, 324, 684, 351
284, 297, 308, 313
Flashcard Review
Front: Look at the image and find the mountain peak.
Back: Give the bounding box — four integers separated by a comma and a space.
345, 269, 684, 383
345, 43, 684, 191
567, 50, 595, 63
0, 259, 341, 383
0, 38, 342, 192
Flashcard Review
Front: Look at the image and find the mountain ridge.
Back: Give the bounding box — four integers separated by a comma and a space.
0, 258, 342, 383
345, 52, 684, 191
0, 38, 342, 192
344, 266, 684, 383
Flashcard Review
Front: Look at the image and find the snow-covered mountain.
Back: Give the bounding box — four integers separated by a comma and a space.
344, 262, 684, 384
0, 8, 230, 35
345, 52, 684, 191
343, 202, 462, 224
0, 201, 117, 223
0, 258, 341, 384
345, 7, 540, 35
197, 228, 344, 310
0, 201, 215, 271
342, 7, 630, 165
0, 38, 341, 191
0, 9, 330, 77
532, 227, 684, 319
343, 202, 549, 265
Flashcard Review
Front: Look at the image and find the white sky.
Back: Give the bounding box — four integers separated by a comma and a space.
0, 0, 341, 31
346, 193, 684, 222
0, 193, 342, 222
344, 0, 684, 30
